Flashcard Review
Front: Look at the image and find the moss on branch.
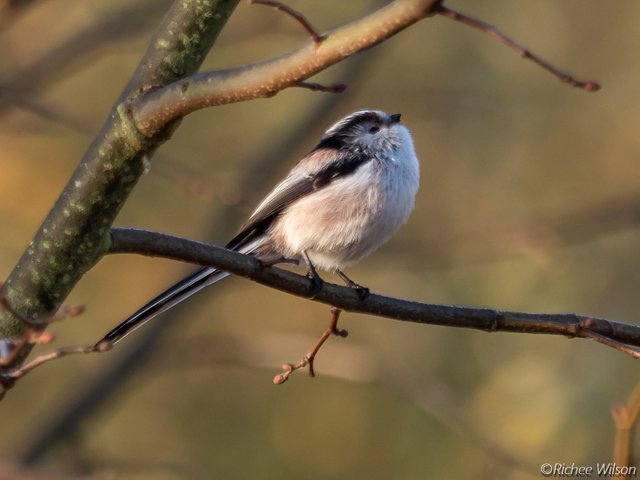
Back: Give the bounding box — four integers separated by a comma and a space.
0, 0, 240, 351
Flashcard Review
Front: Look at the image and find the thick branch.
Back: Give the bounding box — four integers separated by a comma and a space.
0, 0, 240, 359
130, 0, 442, 136
108, 228, 640, 355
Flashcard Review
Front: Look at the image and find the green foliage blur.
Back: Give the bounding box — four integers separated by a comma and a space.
1, 0, 639, 478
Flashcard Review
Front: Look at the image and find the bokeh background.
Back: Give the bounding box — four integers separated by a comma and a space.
1, 0, 639, 478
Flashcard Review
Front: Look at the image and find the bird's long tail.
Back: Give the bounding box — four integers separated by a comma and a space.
97, 267, 230, 346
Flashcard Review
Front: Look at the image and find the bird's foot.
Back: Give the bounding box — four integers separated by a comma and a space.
306, 269, 324, 298
336, 270, 370, 300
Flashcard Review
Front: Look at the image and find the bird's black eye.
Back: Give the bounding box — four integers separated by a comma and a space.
368, 125, 380, 134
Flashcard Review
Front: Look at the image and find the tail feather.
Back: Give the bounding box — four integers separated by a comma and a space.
98, 267, 230, 345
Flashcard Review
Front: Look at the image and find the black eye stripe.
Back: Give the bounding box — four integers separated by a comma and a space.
317, 111, 386, 150
337, 112, 382, 134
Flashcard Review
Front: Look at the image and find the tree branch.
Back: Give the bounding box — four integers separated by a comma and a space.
611, 384, 640, 467
435, 5, 600, 91
0, 0, 241, 365
107, 227, 640, 357
129, 0, 602, 138
130, 0, 443, 137
251, 0, 325, 44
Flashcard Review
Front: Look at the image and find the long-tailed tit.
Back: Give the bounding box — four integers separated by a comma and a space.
99, 110, 420, 345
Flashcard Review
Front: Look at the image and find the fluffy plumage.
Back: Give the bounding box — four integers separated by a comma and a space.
99, 110, 420, 345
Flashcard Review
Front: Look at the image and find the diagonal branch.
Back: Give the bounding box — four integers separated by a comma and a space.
295, 81, 347, 93
0, 0, 241, 366
436, 5, 600, 92
130, 0, 443, 136
611, 384, 640, 467
107, 227, 640, 357
251, 0, 325, 44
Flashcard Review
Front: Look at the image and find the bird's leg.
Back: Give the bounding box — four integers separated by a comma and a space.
302, 251, 324, 297
273, 307, 348, 384
336, 269, 370, 300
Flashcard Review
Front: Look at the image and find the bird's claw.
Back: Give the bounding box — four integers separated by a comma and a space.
352, 285, 370, 300
307, 271, 324, 298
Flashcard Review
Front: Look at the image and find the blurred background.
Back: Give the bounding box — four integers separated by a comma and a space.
1, 0, 639, 478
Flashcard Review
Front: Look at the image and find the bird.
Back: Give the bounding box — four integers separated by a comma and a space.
98, 109, 420, 345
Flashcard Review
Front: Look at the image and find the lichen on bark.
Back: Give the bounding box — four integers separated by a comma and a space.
0, 0, 240, 350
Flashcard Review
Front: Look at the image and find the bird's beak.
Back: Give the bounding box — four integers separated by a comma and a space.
390, 113, 401, 124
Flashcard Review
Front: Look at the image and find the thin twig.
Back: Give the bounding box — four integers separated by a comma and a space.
436, 5, 601, 92
49, 304, 86, 323
579, 328, 640, 360
295, 81, 347, 93
273, 307, 348, 384
611, 384, 640, 466
9, 342, 111, 381
0, 341, 110, 400
0, 297, 89, 396
0, 325, 49, 367
0, 303, 85, 367
251, 0, 325, 44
